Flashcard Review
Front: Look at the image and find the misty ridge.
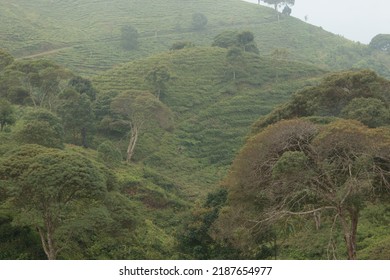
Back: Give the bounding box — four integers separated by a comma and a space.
0, 0, 389, 260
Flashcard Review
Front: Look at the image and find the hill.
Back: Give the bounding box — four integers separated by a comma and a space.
1, 0, 390, 77
92, 46, 326, 196
1, 0, 390, 260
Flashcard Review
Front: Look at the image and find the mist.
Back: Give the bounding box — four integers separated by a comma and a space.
242, 0, 390, 43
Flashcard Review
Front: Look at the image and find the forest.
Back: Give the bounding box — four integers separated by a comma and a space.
0, 0, 389, 260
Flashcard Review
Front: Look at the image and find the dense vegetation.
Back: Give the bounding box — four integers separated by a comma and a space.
0, 0, 389, 260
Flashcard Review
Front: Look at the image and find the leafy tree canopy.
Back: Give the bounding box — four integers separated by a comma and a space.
261, 0, 295, 11
217, 119, 390, 259
369, 34, 390, 52
252, 70, 390, 133
0, 144, 109, 259
212, 31, 259, 54
13, 108, 64, 149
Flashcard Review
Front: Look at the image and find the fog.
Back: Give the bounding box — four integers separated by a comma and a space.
242, 0, 390, 44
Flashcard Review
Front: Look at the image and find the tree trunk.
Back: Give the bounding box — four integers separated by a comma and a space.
126, 125, 139, 163
339, 208, 358, 260
37, 225, 57, 260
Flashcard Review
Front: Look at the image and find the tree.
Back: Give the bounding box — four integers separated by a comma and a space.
252, 70, 390, 133
145, 65, 171, 100
192, 13, 208, 30
261, 0, 295, 12
212, 31, 259, 54
0, 60, 72, 109
68, 76, 97, 101
0, 145, 108, 259
218, 119, 390, 259
121, 25, 139, 50
0, 98, 15, 131
369, 34, 390, 51
13, 109, 64, 149
58, 89, 95, 148
282, 5, 292, 15
110, 91, 173, 162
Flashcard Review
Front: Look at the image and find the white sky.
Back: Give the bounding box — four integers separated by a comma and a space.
242, 0, 390, 44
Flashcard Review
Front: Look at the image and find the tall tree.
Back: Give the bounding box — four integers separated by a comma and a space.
217, 119, 390, 259
120, 25, 139, 50
58, 89, 95, 148
0, 145, 108, 259
110, 91, 173, 162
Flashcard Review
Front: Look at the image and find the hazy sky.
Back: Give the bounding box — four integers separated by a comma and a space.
242, 0, 390, 44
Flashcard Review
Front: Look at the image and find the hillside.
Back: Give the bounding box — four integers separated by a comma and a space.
1, 0, 389, 261
92, 46, 326, 196
1, 0, 390, 77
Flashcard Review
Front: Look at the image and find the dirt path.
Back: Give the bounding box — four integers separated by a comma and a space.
15, 46, 74, 60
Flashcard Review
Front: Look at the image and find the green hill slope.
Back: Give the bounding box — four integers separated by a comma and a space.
93, 46, 326, 196
2, 0, 390, 77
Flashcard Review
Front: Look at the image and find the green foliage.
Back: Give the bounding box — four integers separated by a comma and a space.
178, 188, 238, 259
342, 97, 389, 128
369, 34, 390, 52
0, 215, 45, 260
110, 90, 174, 162
170, 41, 195, 51
0, 49, 14, 71
2, 0, 390, 260
58, 91, 95, 147
97, 140, 122, 166
252, 70, 390, 133
218, 118, 390, 259
272, 151, 308, 178
0, 98, 15, 131
212, 30, 259, 54
145, 65, 171, 100
68, 76, 97, 101
0, 144, 110, 259
2, 0, 390, 78
13, 108, 64, 149
120, 24, 139, 50
0, 59, 72, 108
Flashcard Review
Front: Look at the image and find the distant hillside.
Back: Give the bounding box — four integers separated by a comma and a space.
93, 46, 325, 195
1, 0, 390, 77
